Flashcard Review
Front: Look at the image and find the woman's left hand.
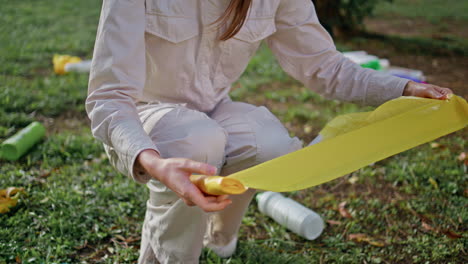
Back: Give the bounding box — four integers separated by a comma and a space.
403, 81, 453, 100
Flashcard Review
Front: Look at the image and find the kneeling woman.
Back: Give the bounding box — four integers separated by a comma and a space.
86, 0, 452, 263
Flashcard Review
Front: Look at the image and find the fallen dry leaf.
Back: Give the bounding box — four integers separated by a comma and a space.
442, 229, 463, 239
74, 240, 89, 250
107, 247, 114, 254
368, 240, 385, 247
348, 233, 367, 240
421, 221, 434, 232
303, 125, 313, 134
428, 177, 439, 190
0, 187, 26, 214
111, 235, 140, 248
348, 233, 385, 247
457, 152, 468, 165
339, 201, 352, 219
457, 152, 466, 161
36, 168, 59, 181
123, 236, 140, 244
348, 175, 359, 184
419, 218, 463, 239
326, 220, 342, 226
430, 142, 445, 149
0, 197, 17, 214
114, 234, 126, 241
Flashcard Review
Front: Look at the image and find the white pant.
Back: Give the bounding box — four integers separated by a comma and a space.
105, 98, 303, 263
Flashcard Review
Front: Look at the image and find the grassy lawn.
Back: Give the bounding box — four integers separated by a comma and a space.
366, 0, 468, 52
1, 0, 466, 263
374, 0, 468, 22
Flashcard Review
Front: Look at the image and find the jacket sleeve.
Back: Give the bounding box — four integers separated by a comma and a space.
86, 0, 156, 184
266, 0, 409, 106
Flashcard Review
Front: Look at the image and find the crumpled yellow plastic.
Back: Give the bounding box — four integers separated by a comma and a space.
53, 54, 81, 75
0, 187, 26, 214
190, 175, 248, 195
191, 95, 468, 195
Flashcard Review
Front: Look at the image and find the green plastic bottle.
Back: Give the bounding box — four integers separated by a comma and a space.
0, 122, 46, 161
360, 60, 382, 71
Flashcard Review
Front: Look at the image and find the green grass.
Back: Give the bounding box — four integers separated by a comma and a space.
0, 0, 467, 263
367, 0, 468, 56
374, 0, 468, 22
1, 132, 146, 263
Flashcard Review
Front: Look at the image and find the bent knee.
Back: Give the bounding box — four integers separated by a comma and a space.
183, 119, 227, 164
256, 129, 303, 163
149, 107, 227, 166
252, 107, 303, 163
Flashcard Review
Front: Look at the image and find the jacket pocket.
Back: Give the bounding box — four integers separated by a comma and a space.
214, 17, 276, 87
145, 0, 199, 43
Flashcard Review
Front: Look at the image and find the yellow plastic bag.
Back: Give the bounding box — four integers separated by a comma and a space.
191, 95, 468, 195
190, 175, 248, 195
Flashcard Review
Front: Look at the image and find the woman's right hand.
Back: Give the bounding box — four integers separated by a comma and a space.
136, 149, 232, 212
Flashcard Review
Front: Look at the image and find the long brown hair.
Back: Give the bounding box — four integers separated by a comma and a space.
215, 0, 252, 41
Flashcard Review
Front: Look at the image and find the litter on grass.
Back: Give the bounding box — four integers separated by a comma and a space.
52, 50, 424, 81
53, 54, 91, 75
342, 50, 426, 82
0, 121, 46, 161
0, 187, 26, 214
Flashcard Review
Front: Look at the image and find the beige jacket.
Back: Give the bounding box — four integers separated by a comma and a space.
86, 0, 408, 180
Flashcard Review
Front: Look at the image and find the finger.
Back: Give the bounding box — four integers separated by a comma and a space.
204, 195, 231, 203
186, 185, 232, 212
425, 85, 455, 100
182, 198, 196, 206
434, 87, 453, 99
180, 159, 217, 176
203, 199, 232, 212
424, 86, 445, 99
216, 195, 230, 202
203, 196, 219, 203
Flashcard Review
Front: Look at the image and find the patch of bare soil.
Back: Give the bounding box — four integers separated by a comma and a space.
361, 16, 468, 99
365, 16, 468, 41
36, 111, 90, 135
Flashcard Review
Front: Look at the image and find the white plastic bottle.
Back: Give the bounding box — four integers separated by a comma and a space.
64, 60, 92, 73
256, 192, 325, 240
382, 66, 426, 82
